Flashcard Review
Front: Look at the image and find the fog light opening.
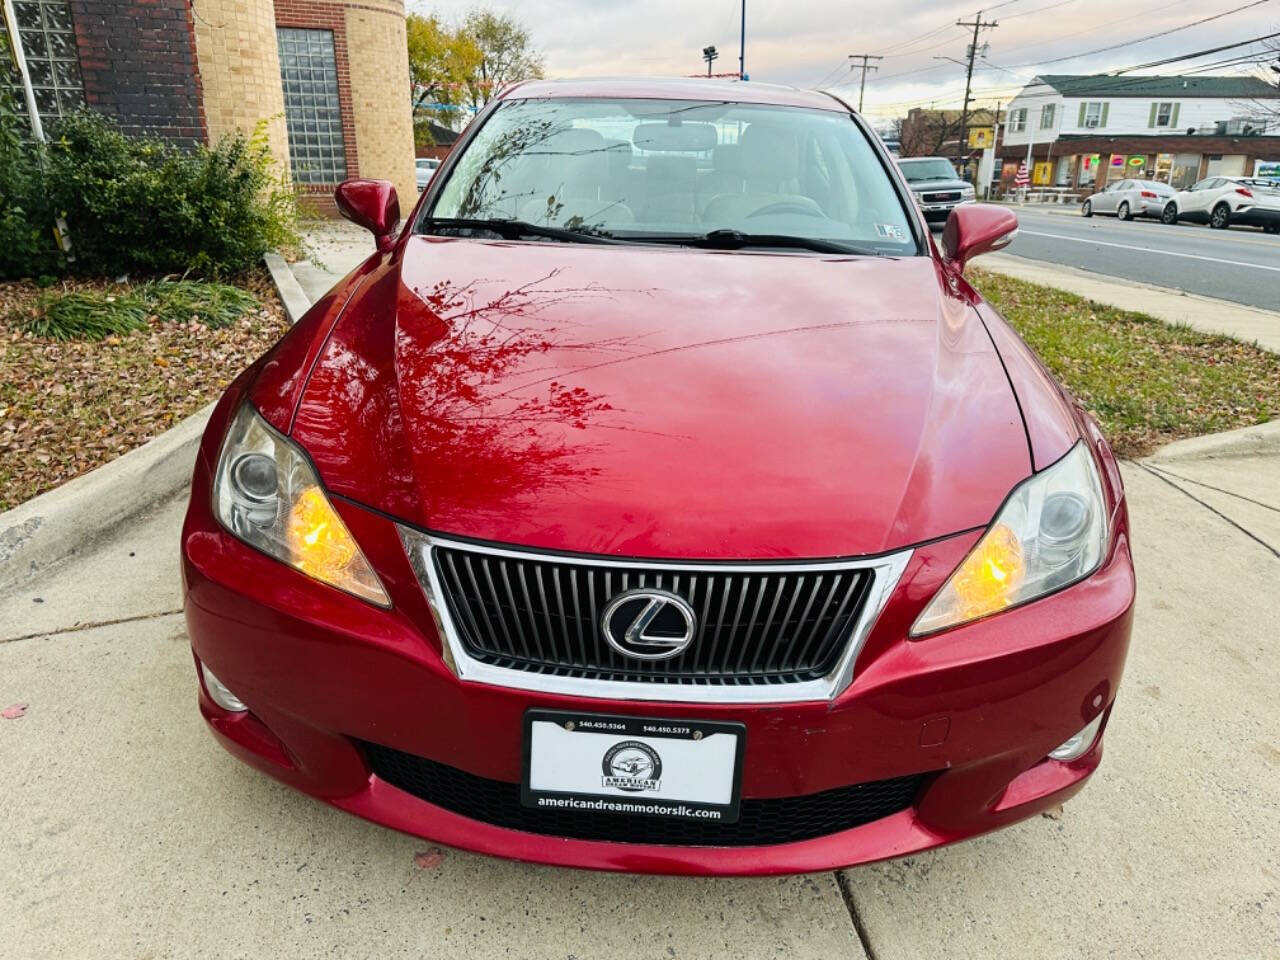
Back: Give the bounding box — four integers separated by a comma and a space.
1048, 711, 1105, 762
201, 664, 248, 713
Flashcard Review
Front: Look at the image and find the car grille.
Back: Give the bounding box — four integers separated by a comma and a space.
923, 191, 962, 203
361, 740, 927, 847
427, 543, 876, 686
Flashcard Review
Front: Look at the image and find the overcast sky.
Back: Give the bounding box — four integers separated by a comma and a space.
408, 0, 1277, 122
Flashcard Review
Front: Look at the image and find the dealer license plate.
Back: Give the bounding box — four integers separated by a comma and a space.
521, 710, 745, 824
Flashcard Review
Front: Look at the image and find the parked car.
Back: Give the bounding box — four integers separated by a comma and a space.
183, 77, 1134, 876
415, 156, 440, 189
1160, 176, 1280, 232
896, 156, 976, 226
1081, 179, 1175, 220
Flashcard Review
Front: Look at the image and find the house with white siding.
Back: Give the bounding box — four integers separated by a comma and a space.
996, 74, 1280, 193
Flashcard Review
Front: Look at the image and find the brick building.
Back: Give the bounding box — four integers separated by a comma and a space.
1, 0, 415, 204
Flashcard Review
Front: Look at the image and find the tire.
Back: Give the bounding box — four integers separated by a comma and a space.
1082, 200, 1092, 218
1117, 201, 1131, 221
1264, 224, 1279, 235
1160, 203, 1178, 225
1210, 203, 1231, 230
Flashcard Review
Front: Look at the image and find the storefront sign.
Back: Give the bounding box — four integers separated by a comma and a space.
1255, 160, 1280, 181
1127, 155, 1146, 167
1110, 155, 1125, 168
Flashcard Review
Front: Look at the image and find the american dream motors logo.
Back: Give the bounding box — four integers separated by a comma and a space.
601, 740, 662, 793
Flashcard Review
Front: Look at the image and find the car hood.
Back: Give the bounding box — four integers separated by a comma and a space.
288, 236, 1032, 559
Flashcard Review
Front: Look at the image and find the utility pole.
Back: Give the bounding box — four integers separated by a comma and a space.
847, 54, 883, 113
739, 0, 747, 79
955, 15, 998, 180
703, 45, 719, 77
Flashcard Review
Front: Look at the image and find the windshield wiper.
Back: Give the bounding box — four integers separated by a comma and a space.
421, 217, 621, 244
628, 229, 880, 256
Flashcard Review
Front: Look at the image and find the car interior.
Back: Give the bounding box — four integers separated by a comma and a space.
429, 99, 915, 250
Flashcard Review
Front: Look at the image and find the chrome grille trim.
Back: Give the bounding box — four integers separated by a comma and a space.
398, 529, 913, 704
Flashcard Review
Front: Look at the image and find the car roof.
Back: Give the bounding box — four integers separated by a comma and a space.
497, 76, 850, 113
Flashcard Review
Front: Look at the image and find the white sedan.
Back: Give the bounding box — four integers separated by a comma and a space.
1081, 179, 1175, 221
1160, 176, 1280, 232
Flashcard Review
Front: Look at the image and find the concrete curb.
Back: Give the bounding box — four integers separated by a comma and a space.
264, 251, 312, 324
0, 402, 213, 593
1144, 419, 1280, 464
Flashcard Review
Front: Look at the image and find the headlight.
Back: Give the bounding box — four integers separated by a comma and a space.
212, 404, 390, 606
911, 441, 1107, 636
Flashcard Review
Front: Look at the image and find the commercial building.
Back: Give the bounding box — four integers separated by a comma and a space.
996, 74, 1280, 193
0, 0, 415, 204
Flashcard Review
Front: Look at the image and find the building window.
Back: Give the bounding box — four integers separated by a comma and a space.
1150, 101, 1180, 129
1008, 107, 1027, 133
1082, 101, 1105, 129
277, 27, 348, 184
1040, 104, 1056, 130
0, 0, 85, 131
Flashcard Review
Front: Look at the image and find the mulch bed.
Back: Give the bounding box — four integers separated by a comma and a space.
0, 269, 290, 512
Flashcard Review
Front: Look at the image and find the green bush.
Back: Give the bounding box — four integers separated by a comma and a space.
0, 66, 61, 278
0, 93, 299, 281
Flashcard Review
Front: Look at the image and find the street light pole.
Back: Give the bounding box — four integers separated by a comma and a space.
702, 45, 719, 77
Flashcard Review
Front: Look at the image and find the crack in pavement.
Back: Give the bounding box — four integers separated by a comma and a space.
1142, 463, 1280, 515
1129, 460, 1279, 559
1, 608, 184, 644
836, 871, 880, 960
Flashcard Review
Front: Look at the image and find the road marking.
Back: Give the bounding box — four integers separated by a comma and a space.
1016, 230, 1280, 272
1012, 210, 1280, 249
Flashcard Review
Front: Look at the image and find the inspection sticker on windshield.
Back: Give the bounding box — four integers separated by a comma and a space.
522, 710, 745, 823
875, 223, 907, 242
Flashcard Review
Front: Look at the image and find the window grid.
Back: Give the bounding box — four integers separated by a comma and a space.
0, 0, 85, 130
276, 27, 347, 184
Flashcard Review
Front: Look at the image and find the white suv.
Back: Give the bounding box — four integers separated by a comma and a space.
1160, 176, 1280, 232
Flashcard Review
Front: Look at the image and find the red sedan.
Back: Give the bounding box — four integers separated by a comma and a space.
182, 78, 1134, 875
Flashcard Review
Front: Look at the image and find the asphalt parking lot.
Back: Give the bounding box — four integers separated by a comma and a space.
3, 445, 1277, 958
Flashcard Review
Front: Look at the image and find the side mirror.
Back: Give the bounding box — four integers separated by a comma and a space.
335, 179, 401, 253
941, 204, 1018, 274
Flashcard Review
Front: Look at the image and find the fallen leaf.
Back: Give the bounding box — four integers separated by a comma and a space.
413, 848, 446, 869
1, 703, 29, 720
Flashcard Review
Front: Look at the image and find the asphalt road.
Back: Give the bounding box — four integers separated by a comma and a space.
996, 206, 1280, 311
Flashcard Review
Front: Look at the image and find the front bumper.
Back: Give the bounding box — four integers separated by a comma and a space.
183, 446, 1134, 875
917, 197, 976, 222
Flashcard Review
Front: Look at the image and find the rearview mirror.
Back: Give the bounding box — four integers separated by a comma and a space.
941, 205, 1018, 274
335, 179, 401, 253
632, 122, 717, 153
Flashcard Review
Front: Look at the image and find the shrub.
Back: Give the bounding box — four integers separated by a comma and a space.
0, 96, 299, 281
43, 112, 300, 278
0, 56, 61, 278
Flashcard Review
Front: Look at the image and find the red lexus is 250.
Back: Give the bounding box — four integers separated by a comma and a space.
182, 78, 1134, 875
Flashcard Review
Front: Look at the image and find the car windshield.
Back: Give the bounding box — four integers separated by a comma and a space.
896, 159, 958, 183
424, 97, 917, 255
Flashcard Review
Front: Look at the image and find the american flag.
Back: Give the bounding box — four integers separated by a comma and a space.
1014, 163, 1030, 188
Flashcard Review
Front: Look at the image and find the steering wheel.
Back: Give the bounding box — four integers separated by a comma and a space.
746, 201, 824, 219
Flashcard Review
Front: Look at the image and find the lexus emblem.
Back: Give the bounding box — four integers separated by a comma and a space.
601, 588, 697, 660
